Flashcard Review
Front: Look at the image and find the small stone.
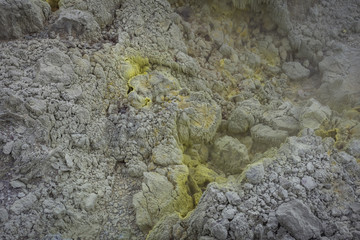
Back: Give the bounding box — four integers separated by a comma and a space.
0, 208, 9, 223
245, 162, 265, 184
3, 141, 14, 155
282, 62, 310, 81
10, 180, 26, 189
301, 176, 317, 190
221, 206, 237, 220
211, 223, 228, 240
225, 191, 241, 206
84, 193, 97, 211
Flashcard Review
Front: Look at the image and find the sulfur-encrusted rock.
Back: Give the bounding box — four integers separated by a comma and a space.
210, 136, 249, 175
177, 91, 222, 144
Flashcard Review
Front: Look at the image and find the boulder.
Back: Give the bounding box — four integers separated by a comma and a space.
133, 172, 175, 232
10, 193, 37, 215
0, 0, 50, 39
210, 136, 250, 175
251, 124, 288, 148
276, 199, 322, 240
228, 107, 255, 134
58, 0, 122, 28
300, 98, 331, 129
245, 162, 265, 184
282, 62, 310, 81
152, 138, 183, 166
177, 91, 222, 144
49, 9, 101, 41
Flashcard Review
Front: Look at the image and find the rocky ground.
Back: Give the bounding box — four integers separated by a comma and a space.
0, 0, 359, 239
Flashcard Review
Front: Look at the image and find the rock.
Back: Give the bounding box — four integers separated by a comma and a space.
10, 180, 26, 189
225, 191, 241, 206
301, 176, 317, 190
43, 199, 66, 215
210, 136, 250, 175
178, 92, 222, 144
10, 193, 37, 215
211, 223, 228, 240
230, 213, 253, 239
146, 214, 181, 240
133, 172, 175, 232
251, 124, 288, 148
151, 139, 183, 166
59, 0, 121, 28
276, 200, 322, 240
346, 139, 360, 158
84, 193, 97, 211
3, 141, 14, 155
0, 208, 8, 223
0, 0, 50, 39
222, 205, 237, 220
35, 48, 77, 85
300, 98, 331, 129
227, 107, 255, 134
49, 9, 101, 41
245, 162, 265, 184
282, 62, 310, 81
219, 44, 234, 58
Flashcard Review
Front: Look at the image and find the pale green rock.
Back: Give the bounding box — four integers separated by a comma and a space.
228, 107, 255, 134
300, 98, 331, 129
210, 136, 250, 175
133, 172, 175, 232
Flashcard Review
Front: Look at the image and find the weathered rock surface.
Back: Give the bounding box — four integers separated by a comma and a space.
210, 136, 250, 175
0, 0, 50, 39
0, 0, 359, 240
276, 200, 322, 240
282, 62, 310, 81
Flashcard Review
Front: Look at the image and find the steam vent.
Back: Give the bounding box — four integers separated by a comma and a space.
1, 0, 360, 239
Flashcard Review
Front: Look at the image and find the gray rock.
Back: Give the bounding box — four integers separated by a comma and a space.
221, 205, 237, 220
245, 162, 265, 184
301, 176, 317, 190
59, 0, 121, 28
251, 124, 288, 147
50, 9, 101, 41
0, 0, 50, 39
10, 180, 26, 189
2, 141, 14, 155
346, 139, 360, 158
300, 98, 331, 129
84, 193, 97, 211
0, 208, 8, 223
230, 213, 253, 239
276, 199, 322, 240
282, 62, 310, 81
225, 191, 241, 206
211, 222, 228, 240
10, 192, 37, 215
210, 136, 250, 175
